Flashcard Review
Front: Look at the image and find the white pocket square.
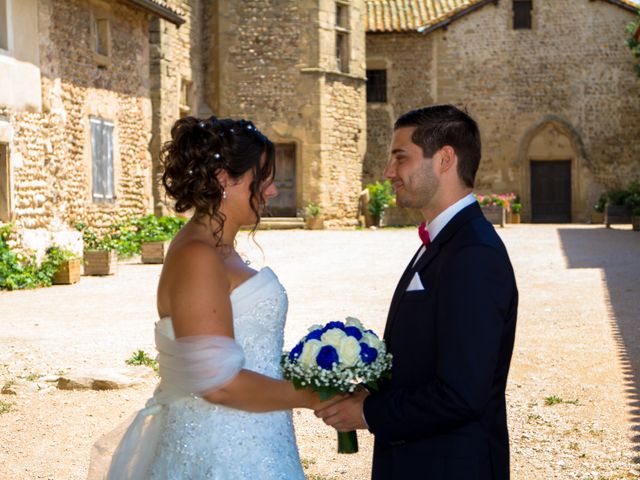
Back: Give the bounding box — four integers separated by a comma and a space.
406, 272, 425, 292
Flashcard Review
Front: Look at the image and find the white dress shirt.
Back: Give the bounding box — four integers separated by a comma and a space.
406, 193, 477, 290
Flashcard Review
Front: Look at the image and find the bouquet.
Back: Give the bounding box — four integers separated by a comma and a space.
282, 317, 392, 453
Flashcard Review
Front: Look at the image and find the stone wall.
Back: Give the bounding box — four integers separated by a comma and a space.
1, 0, 154, 237
365, 0, 640, 221
365, 33, 435, 185
208, 0, 366, 225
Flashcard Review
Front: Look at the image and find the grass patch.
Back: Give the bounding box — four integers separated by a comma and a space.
126, 350, 158, 373
2, 379, 15, 390
526, 413, 542, 422
25, 373, 40, 382
0, 400, 14, 414
544, 395, 579, 406
301, 458, 317, 470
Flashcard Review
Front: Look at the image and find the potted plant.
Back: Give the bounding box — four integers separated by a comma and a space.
304, 202, 324, 230
75, 222, 117, 276
605, 189, 631, 227
367, 180, 395, 227
510, 202, 522, 224
632, 207, 640, 231
476, 194, 506, 227
49, 247, 81, 285
626, 182, 640, 231
139, 215, 186, 264
591, 193, 606, 224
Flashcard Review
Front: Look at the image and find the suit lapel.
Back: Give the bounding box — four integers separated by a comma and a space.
384, 202, 484, 339
383, 246, 423, 339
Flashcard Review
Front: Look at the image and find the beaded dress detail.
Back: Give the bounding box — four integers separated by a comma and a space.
148, 268, 304, 479
95, 267, 305, 480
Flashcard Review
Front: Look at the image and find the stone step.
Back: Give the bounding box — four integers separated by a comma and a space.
258, 217, 305, 230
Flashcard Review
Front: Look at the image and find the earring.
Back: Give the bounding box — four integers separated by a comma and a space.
223, 190, 228, 199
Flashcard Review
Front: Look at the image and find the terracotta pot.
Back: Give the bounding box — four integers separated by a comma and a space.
590, 211, 604, 225
510, 212, 521, 224
305, 216, 324, 230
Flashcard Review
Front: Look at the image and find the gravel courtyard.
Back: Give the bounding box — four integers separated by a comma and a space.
1, 225, 639, 479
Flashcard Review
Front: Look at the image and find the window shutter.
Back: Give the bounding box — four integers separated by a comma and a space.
91, 117, 115, 203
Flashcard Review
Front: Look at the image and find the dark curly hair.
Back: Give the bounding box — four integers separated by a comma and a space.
160, 116, 276, 240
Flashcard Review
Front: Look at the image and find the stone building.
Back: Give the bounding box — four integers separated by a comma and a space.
0, 0, 182, 248
364, 0, 640, 222
151, 0, 367, 227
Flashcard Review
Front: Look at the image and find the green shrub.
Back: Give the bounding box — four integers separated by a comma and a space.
305, 203, 321, 218
593, 193, 607, 213
76, 215, 187, 258
0, 225, 75, 291
367, 180, 395, 218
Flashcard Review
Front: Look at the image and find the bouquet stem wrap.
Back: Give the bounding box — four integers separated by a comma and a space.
337, 431, 359, 454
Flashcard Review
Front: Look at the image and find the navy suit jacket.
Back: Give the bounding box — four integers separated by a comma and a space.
363, 202, 518, 480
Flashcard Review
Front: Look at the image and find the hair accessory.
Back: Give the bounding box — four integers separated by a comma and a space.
229, 128, 235, 133
198, 121, 206, 128
187, 169, 193, 175
214, 153, 221, 160
246, 124, 254, 131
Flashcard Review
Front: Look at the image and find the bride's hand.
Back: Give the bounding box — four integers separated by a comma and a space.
304, 390, 348, 411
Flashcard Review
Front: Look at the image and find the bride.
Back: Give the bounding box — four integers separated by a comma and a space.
92, 116, 335, 479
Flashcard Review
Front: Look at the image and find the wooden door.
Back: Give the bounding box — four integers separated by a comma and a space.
530, 160, 571, 223
0, 144, 9, 222
267, 143, 296, 217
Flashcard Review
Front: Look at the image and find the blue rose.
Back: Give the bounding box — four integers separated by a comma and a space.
359, 343, 378, 364
322, 321, 345, 332
316, 345, 339, 370
305, 329, 324, 341
288, 341, 304, 362
344, 326, 363, 340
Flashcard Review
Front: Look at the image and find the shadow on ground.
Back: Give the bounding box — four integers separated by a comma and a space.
558, 227, 640, 462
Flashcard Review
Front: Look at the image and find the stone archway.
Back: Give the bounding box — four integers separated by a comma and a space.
518, 116, 587, 223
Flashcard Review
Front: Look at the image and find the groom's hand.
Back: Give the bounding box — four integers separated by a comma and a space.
314, 388, 369, 432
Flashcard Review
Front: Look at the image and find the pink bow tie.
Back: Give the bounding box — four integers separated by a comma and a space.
418, 222, 431, 247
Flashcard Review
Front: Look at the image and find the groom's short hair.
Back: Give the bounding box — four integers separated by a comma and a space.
395, 105, 481, 188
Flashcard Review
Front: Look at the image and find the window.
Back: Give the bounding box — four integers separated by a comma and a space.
0, 0, 9, 51
513, 0, 532, 30
0, 144, 10, 221
335, 2, 349, 73
90, 117, 115, 203
366, 70, 387, 103
91, 9, 111, 66
95, 18, 109, 55
179, 78, 192, 118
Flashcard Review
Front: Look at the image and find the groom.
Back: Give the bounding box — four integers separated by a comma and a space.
317, 105, 518, 479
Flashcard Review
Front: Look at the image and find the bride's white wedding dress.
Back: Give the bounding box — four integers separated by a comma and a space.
91, 267, 305, 480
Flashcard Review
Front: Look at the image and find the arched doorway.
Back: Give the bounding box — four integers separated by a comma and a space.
519, 117, 586, 223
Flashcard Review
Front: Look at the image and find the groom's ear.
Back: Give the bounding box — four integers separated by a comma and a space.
437, 145, 457, 174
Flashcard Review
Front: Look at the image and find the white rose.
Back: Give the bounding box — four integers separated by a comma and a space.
321, 328, 347, 348
298, 339, 323, 367
345, 317, 363, 330
362, 332, 382, 350
337, 336, 361, 367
